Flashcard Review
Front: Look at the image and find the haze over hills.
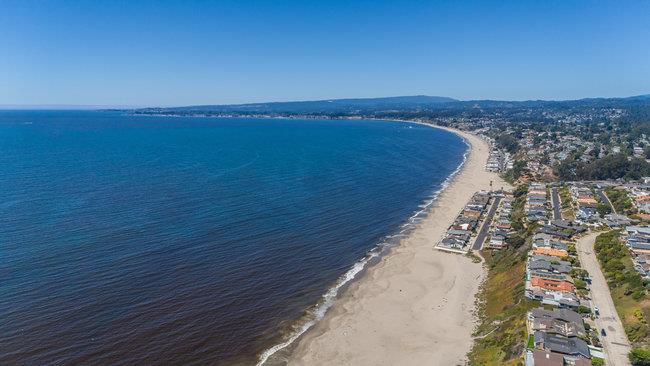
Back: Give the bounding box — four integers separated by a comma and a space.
133, 94, 650, 115
137, 95, 457, 114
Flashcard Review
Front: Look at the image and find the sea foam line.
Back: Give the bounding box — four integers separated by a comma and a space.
255, 124, 470, 366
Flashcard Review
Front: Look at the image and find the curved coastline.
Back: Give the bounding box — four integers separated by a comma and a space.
256, 124, 508, 365
255, 123, 469, 366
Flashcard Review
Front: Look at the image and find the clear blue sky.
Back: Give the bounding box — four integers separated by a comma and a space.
1, 0, 649, 107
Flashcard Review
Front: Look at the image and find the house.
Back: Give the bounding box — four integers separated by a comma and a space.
633, 256, 650, 278
549, 220, 587, 235
639, 201, 650, 214
527, 308, 586, 338
549, 220, 580, 230
525, 349, 592, 366
488, 235, 506, 249
540, 291, 580, 310
528, 256, 572, 274
529, 208, 549, 221
634, 146, 645, 157
530, 270, 571, 282
576, 204, 598, 221
533, 247, 569, 258
625, 227, 650, 254
447, 229, 471, 236
497, 222, 512, 230
533, 331, 590, 359
531, 277, 575, 292
525, 289, 580, 310
603, 214, 632, 228
626, 226, 650, 236
532, 233, 570, 249
576, 197, 597, 205
439, 237, 466, 249
463, 210, 481, 218
532, 234, 569, 251
634, 195, 650, 214
539, 226, 574, 240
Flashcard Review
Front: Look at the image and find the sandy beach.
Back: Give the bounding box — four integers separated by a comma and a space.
283, 128, 510, 366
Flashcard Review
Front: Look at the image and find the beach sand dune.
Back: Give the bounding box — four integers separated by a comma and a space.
285, 128, 510, 366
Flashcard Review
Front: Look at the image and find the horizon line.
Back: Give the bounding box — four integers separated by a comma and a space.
2, 92, 649, 110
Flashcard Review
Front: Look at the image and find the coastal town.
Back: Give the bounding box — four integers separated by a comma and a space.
144, 98, 650, 366
6, 1, 650, 365
429, 114, 650, 365
434, 157, 650, 365
135, 97, 650, 366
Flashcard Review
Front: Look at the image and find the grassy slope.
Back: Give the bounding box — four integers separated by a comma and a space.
594, 231, 650, 347
468, 248, 536, 365
468, 185, 537, 365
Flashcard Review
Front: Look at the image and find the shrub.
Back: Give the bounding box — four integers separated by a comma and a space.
577, 305, 591, 314
630, 348, 650, 366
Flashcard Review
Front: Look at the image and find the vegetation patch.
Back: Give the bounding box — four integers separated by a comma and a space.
556, 153, 650, 181
629, 347, 650, 366
605, 186, 636, 214
504, 160, 527, 184
593, 231, 650, 347
468, 184, 537, 365
468, 248, 535, 365
559, 185, 575, 219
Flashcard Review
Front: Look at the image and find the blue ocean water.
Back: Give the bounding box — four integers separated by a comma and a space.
0, 111, 466, 365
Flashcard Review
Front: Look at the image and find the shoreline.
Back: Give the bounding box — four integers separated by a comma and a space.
255, 123, 471, 366
265, 127, 510, 366
122, 113, 494, 365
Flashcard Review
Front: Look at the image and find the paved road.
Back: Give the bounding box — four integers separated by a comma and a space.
472, 196, 501, 250
576, 232, 631, 366
551, 187, 562, 220
595, 188, 616, 215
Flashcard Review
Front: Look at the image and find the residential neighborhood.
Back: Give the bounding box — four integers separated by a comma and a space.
436, 191, 492, 253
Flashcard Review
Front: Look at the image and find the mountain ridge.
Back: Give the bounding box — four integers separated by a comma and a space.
132, 93, 650, 115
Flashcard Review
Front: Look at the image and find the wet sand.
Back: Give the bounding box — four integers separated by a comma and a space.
285, 128, 510, 366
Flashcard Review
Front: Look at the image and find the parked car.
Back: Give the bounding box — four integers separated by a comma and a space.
594, 306, 600, 316
601, 329, 607, 337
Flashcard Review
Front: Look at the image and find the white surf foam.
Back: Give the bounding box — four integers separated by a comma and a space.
255, 123, 471, 366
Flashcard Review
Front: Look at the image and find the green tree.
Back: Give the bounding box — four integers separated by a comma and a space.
496, 134, 520, 154
597, 203, 612, 217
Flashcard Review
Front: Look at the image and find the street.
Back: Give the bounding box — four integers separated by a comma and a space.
472, 196, 501, 250
551, 187, 562, 220
595, 188, 616, 215
576, 232, 631, 366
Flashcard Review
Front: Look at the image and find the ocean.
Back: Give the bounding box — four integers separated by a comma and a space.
0, 111, 467, 365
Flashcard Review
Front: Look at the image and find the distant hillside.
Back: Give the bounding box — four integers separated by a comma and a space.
438, 94, 650, 109
136, 95, 457, 114
130, 94, 650, 119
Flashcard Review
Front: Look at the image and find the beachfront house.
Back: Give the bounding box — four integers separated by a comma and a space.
527, 308, 586, 338
525, 349, 591, 366
532, 331, 590, 359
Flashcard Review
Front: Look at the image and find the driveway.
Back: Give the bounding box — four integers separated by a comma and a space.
576, 232, 631, 365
